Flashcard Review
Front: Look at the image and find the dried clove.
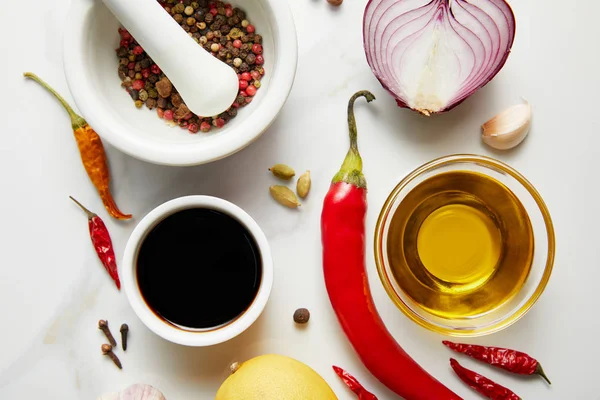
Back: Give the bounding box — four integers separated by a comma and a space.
102, 344, 122, 369
98, 320, 117, 347
120, 323, 129, 351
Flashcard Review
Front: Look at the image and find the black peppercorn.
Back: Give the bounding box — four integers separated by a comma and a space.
145, 98, 157, 110
220, 36, 228, 45
148, 74, 159, 84
118, 70, 127, 81
254, 34, 262, 44
174, 13, 184, 23
239, 62, 249, 72
236, 94, 245, 104
116, 47, 128, 57
140, 59, 151, 69
241, 34, 250, 43
127, 70, 136, 79
157, 97, 168, 109
204, 13, 214, 23
246, 53, 256, 65
129, 90, 140, 101
293, 308, 310, 324
220, 24, 230, 34
227, 107, 237, 117
235, 8, 246, 19
239, 51, 248, 59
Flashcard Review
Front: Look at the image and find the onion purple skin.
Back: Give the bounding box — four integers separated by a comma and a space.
363, 0, 516, 116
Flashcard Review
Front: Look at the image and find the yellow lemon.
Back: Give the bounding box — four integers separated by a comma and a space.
215, 354, 338, 400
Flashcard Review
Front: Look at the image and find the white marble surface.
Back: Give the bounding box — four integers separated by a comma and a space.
1, 0, 598, 398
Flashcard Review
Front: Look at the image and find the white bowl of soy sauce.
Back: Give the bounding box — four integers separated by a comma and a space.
122, 196, 273, 346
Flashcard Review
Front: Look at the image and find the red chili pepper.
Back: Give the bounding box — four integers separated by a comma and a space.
443, 341, 551, 384
70, 197, 121, 290
333, 366, 378, 400
450, 358, 521, 400
320, 91, 461, 400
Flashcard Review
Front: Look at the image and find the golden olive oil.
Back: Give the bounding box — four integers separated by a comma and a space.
387, 171, 534, 319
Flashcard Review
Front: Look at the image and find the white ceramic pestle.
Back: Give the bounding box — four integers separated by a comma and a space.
102, 0, 239, 117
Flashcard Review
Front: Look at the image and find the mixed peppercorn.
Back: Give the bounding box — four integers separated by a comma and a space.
115, 0, 265, 134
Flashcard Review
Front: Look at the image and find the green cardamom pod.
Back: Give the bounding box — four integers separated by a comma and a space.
270, 185, 301, 208
269, 164, 296, 180
296, 171, 311, 199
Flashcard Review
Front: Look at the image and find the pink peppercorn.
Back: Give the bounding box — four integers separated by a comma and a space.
251, 70, 261, 81
208, 2, 216, 7
120, 39, 130, 48
200, 121, 211, 132
210, 8, 218, 15
164, 110, 174, 120
252, 44, 263, 54
239, 90, 247, 97
119, 28, 132, 41
245, 97, 253, 104
255, 55, 264, 65
157, 108, 165, 119
213, 118, 225, 128
241, 72, 252, 81
188, 123, 199, 134
141, 68, 150, 79
231, 102, 241, 108
233, 40, 242, 49
151, 64, 161, 74
132, 79, 144, 90
246, 85, 257, 96
225, 8, 233, 17
128, 62, 136, 70
246, 24, 255, 33
239, 80, 248, 90
133, 45, 144, 55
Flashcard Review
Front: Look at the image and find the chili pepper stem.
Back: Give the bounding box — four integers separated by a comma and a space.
23, 72, 87, 130
69, 196, 97, 219
332, 90, 375, 189
536, 363, 551, 385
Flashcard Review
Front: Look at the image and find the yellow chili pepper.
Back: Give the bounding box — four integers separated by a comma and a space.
24, 72, 132, 220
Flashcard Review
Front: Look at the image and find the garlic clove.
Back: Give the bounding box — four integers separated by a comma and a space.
97, 384, 166, 400
482, 100, 532, 150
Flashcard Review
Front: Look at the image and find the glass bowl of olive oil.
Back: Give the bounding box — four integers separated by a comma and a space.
374, 155, 555, 336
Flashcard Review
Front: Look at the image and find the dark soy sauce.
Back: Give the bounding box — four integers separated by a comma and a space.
137, 208, 262, 329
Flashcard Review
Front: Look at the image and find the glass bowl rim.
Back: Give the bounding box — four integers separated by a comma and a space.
373, 154, 555, 337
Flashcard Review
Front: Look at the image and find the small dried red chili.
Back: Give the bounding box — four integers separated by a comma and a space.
443, 341, 551, 384
450, 358, 521, 400
70, 197, 120, 290
333, 366, 377, 400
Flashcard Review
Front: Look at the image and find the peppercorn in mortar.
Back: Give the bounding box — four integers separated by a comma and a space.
115, 0, 265, 134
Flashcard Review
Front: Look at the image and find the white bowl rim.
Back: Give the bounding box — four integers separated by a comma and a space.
122, 195, 274, 346
63, 0, 297, 166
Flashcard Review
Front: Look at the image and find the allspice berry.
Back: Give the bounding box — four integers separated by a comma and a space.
293, 308, 310, 324
327, 0, 343, 5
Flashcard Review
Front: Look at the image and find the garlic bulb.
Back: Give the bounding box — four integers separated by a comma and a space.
482, 101, 532, 150
97, 384, 166, 400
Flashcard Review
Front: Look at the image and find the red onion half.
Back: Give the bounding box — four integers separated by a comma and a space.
363, 0, 515, 116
